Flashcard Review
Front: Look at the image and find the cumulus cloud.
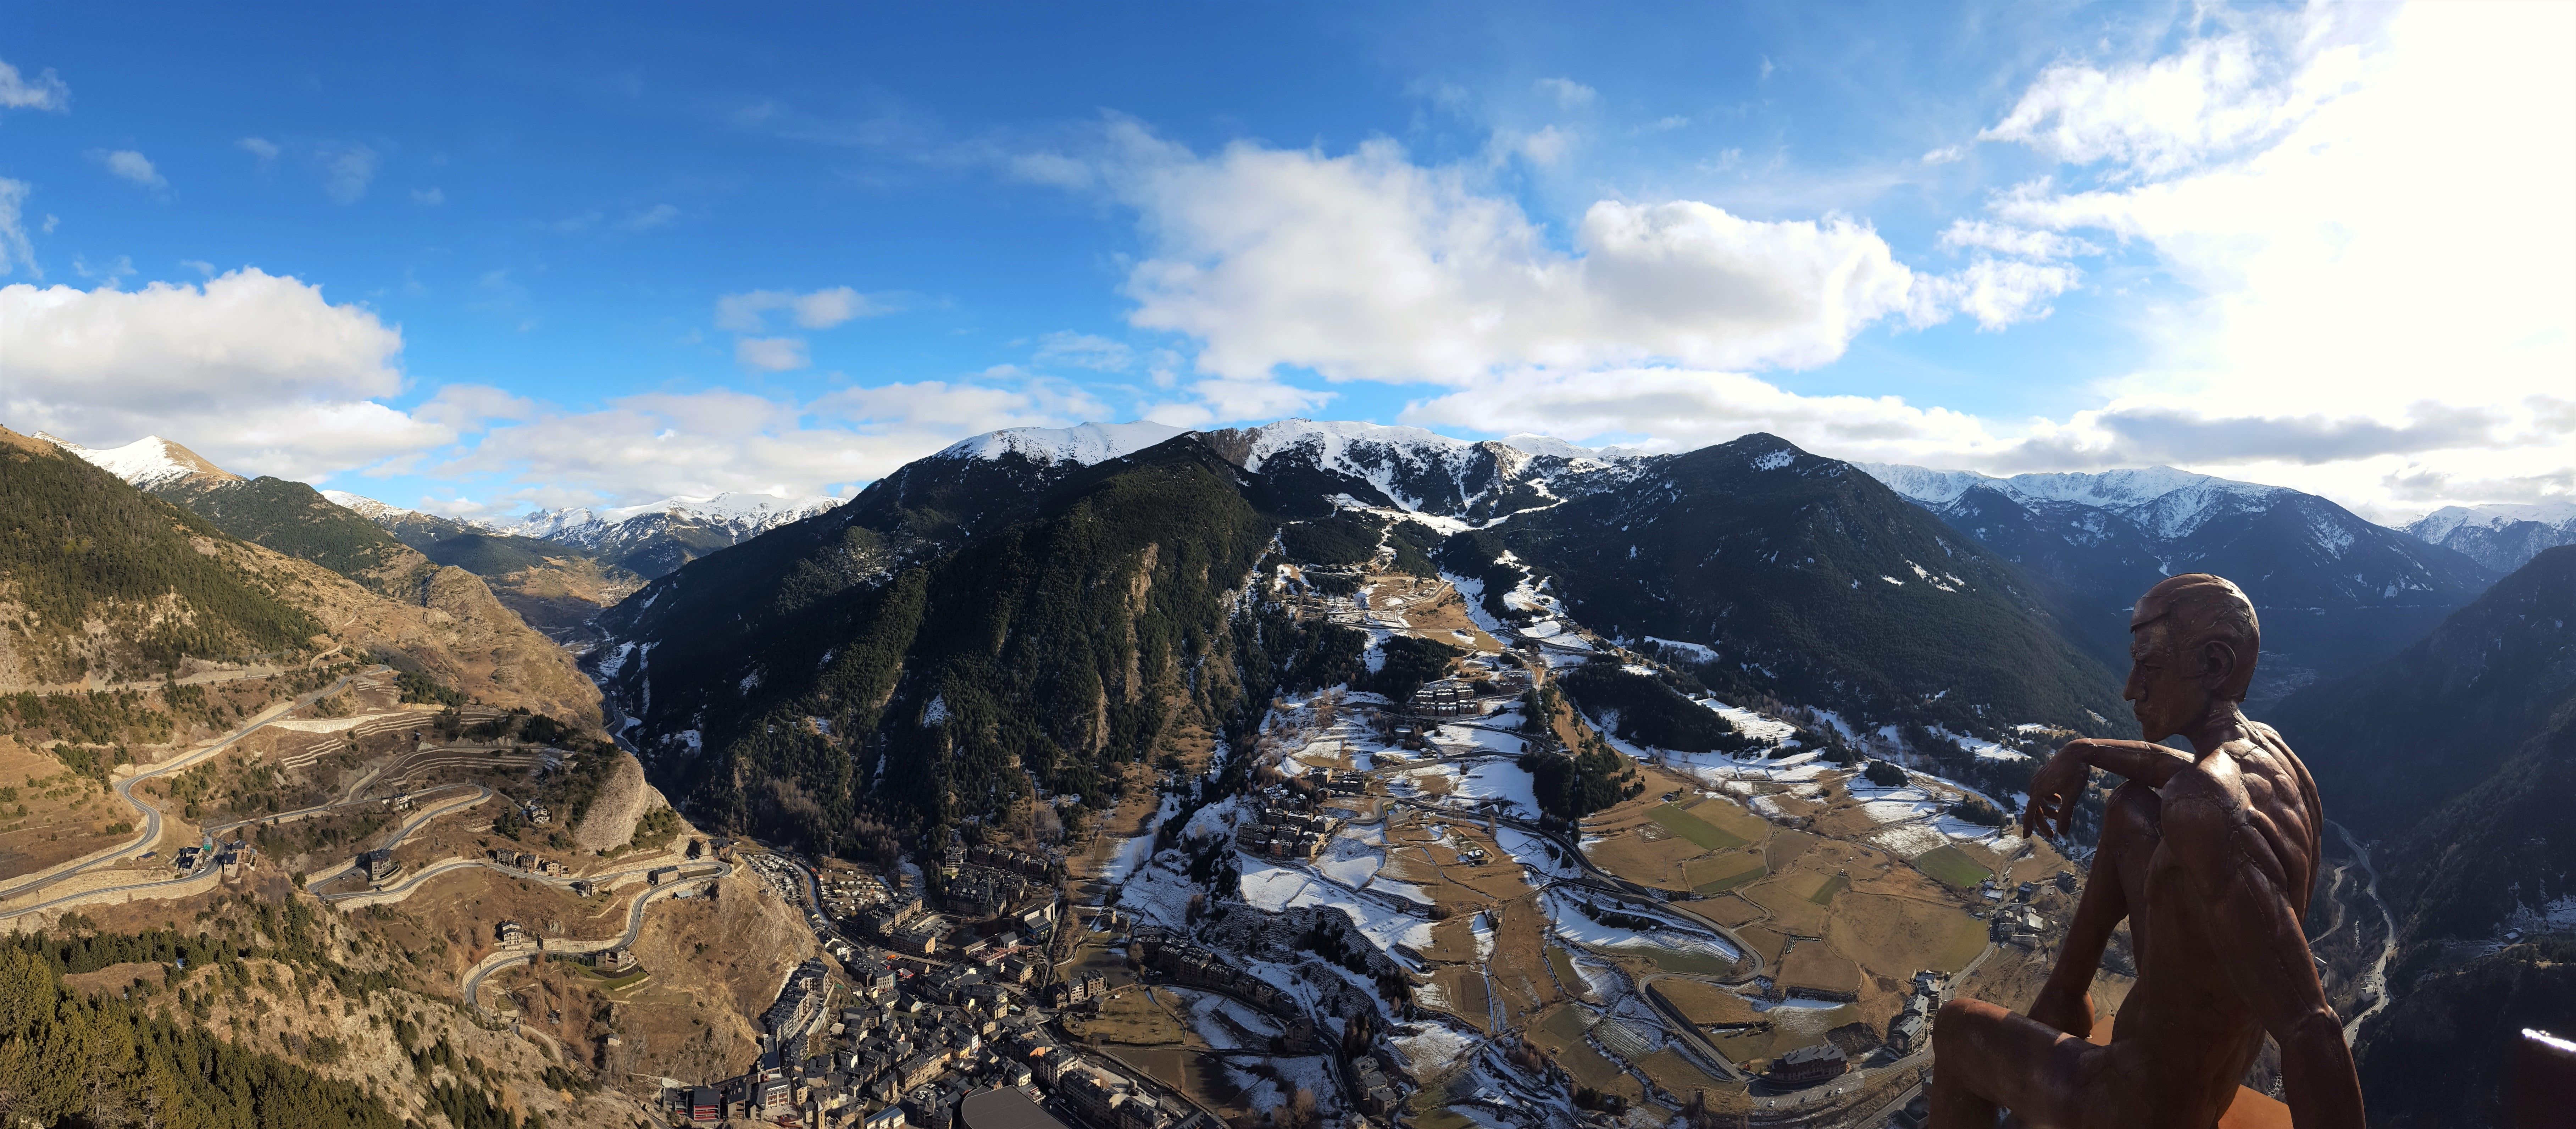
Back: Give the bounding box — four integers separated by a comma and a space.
1095, 131, 2019, 384
237, 137, 279, 164
0, 268, 455, 478
0, 60, 68, 112
88, 149, 165, 189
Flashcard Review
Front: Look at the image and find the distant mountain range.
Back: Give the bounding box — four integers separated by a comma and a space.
1859, 462, 2499, 704
588, 420, 2131, 853
0, 427, 596, 719
2404, 500, 2576, 574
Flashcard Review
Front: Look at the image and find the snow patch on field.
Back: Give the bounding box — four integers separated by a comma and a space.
1542, 890, 1739, 962
1696, 699, 1799, 744
1645, 636, 1716, 663
1390, 1022, 1482, 1076
1238, 858, 1435, 953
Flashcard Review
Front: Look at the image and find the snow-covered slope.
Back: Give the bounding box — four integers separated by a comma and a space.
1860, 463, 2284, 540
38, 433, 243, 493
933, 421, 1188, 465
494, 492, 838, 545
320, 490, 418, 522
2405, 501, 2576, 574
1859, 461, 2498, 692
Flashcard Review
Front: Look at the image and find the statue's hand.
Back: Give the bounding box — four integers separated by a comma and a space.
2021, 741, 2095, 841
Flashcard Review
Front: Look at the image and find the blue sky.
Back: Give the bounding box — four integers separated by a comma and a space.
3, 2, 2570, 521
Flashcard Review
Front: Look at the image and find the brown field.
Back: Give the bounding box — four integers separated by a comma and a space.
1586, 830, 1708, 890
1682, 796, 1772, 842
1065, 985, 1198, 1046
1777, 942, 1864, 998
1429, 967, 1493, 1031
61, 960, 167, 998
1696, 894, 1764, 927
1654, 978, 1763, 1027
1637, 1047, 1732, 1097
1421, 916, 1481, 962
1737, 873, 1833, 937
1826, 892, 1988, 975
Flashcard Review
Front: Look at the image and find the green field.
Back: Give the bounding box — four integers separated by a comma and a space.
1685, 852, 1767, 894
1808, 874, 1850, 905
1538, 1002, 1596, 1044
1649, 803, 1748, 850
1912, 845, 1993, 889
1547, 945, 1586, 995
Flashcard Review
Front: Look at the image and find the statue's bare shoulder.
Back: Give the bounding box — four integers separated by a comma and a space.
2155, 734, 2319, 903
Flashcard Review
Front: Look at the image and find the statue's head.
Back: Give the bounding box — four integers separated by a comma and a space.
2126, 573, 2261, 742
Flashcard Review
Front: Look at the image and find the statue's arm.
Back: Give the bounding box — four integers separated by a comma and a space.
2068, 739, 2195, 788
2162, 770, 2365, 1129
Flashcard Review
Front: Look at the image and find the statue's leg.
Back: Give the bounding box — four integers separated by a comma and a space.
2033, 781, 2161, 1034
1928, 998, 2098, 1128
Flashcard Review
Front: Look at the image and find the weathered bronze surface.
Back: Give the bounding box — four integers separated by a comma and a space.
1930, 574, 2364, 1128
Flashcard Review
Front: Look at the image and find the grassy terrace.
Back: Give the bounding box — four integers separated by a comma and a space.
1911, 845, 1993, 889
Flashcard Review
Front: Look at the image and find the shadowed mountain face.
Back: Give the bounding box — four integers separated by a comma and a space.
1863, 463, 2499, 707
1486, 436, 2132, 740
2271, 545, 2576, 842
592, 428, 2130, 850
2278, 547, 2576, 1129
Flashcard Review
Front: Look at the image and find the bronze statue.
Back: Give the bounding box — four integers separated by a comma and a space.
1929, 574, 2364, 1127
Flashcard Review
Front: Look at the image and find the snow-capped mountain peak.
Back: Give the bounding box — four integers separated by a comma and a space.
1860, 462, 2285, 539
320, 490, 419, 522
493, 491, 838, 544
38, 433, 243, 493
934, 421, 1188, 465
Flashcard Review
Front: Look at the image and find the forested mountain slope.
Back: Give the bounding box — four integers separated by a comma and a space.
597, 425, 2139, 853
2270, 545, 2576, 838
594, 435, 1379, 852
0, 426, 598, 721
1482, 435, 2131, 741
1863, 462, 2498, 703
2275, 547, 2576, 1128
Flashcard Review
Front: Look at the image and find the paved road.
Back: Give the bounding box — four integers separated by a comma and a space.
454, 860, 733, 1013
0, 668, 370, 906
299, 785, 496, 889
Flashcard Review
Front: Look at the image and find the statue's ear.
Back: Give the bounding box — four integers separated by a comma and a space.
2200, 639, 2238, 687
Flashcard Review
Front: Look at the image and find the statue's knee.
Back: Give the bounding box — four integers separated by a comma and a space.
1932, 999, 1981, 1047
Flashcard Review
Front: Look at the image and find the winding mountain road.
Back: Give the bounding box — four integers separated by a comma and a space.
453, 860, 733, 1014
0, 669, 369, 910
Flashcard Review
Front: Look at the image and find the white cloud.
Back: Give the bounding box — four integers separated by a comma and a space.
735, 336, 809, 372
444, 376, 1109, 505
1978, 10, 2372, 179
410, 187, 445, 206
1963, 1, 2576, 510
1404, 366, 1992, 462
1034, 331, 1134, 371
1921, 145, 1966, 165
714, 285, 892, 332
237, 137, 279, 163
0, 268, 455, 479
1937, 220, 2095, 261
0, 178, 35, 278
1534, 78, 1597, 109
624, 202, 678, 229
72, 255, 134, 284
0, 60, 68, 112
1511, 126, 1575, 166
88, 149, 165, 189
1098, 131, 2003, 384
317, 144, 377, 204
